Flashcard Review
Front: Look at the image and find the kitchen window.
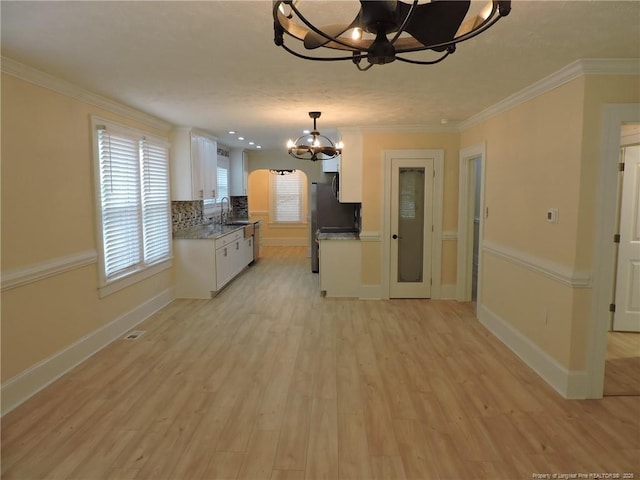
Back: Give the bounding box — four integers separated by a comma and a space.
271, 170, 306, 224
92, 117, 172, 296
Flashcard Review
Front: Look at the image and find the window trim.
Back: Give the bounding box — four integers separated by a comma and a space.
91, 116, 172, 297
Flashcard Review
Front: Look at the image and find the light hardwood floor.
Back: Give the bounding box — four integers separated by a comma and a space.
2, 246, 639, 479
605, 332, 640, 396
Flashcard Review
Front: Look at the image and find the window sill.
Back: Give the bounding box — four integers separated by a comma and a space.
98, 258, 172, 298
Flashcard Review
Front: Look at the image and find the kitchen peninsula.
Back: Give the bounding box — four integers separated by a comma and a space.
317, 231, 361, 298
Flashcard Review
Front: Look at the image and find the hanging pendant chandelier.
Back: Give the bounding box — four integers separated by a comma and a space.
287, 112, 343, 162
273, 0, 511, 71
269, 169, 297, 175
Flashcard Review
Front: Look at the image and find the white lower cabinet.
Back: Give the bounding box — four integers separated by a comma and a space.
174, 228, 254, 299
319, 239, 361, 297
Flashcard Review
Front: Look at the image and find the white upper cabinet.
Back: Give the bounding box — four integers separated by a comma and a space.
322, 154, 340, 173
170, 127, 217, 201
230, 148, 249, 196
336, 129, 362, 203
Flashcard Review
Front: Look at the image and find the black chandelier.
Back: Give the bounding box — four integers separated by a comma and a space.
287, 112, 343, 162
273, 0, 511, 71
269, 169, 297, 175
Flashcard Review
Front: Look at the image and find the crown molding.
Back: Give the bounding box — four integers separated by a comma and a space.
339, 123, 460, 135
459, 58, 640, 131
1, 56, 172, 132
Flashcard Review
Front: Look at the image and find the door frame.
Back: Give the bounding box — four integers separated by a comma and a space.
456, 142, 486, 304
383, 149, 444, 299
613, 143, 640, 332
587, 104, 640, 398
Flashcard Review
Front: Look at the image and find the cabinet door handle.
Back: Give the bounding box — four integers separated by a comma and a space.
199, 189, 204, 199
236, 242, 239, 250
224, 247, 227, 257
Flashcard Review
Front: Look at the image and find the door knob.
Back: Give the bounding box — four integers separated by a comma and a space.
392, 234, 398, 239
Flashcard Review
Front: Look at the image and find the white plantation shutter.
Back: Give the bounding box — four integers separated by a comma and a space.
217, 156, 229, 201
141, 141, 171, 264
273, 171, 303, 223
97, 128, 142, 278
95, 120, 171, 288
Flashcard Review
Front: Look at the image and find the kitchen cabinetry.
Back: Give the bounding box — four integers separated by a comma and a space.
173, 239, 217, 298
319, 238, 361, 297
230, 148, 249, 196
336, 129, 362, 203
170, 127, 218, 201
173, 226, 254, 299
322, 155, 339, 173
215, 229, 248, 290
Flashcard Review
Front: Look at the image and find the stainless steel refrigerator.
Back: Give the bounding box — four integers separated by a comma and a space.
310, 182, 360, 272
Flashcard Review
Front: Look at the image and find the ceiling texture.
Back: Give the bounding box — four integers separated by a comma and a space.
2, 1, 639, 151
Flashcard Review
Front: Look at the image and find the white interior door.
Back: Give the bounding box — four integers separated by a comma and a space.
613, 144, 640, 332
390, 158, 433, 298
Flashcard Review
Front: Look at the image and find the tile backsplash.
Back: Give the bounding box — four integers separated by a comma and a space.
171, 196, 249, 233
231, 196, 248, 219
171, 201, 203, 232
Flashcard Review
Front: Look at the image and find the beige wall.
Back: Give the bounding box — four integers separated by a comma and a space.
461, 74, 640, 371
1, 74, 172, 382
359, 131, 460, 286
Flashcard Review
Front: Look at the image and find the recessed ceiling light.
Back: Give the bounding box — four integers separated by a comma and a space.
238, 136, 245, 141
256, 145, 262, 149
303, 129, 311, 134
249, 141, 255, 145
228, 130, 236, 134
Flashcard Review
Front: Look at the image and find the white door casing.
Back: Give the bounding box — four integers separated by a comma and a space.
613, 144, 640, 332
588, 104, 639, 399
457, 143, 486, 303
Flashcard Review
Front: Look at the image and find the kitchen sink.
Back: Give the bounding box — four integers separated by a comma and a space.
224, 220, 251, 226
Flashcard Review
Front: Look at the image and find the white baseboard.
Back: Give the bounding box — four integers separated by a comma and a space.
1, 287, 175, 415
477, 304, 589, 399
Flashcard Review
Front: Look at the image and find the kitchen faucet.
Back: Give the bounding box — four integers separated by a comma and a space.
220, 196, 231, 224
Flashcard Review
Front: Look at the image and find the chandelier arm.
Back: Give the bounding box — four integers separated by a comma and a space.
286, 1, 360, 52
355, 62, 374, 72
388, 0, 419, 46
394, 50, 451, 66
452, 16, 504, 45
384, 2, 508, 55
280, 42, 361, 62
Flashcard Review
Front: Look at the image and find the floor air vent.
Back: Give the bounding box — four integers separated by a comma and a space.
124, 330, 146, 340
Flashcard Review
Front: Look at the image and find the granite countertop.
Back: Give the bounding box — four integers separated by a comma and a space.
174, 219, 261, 240
317, 231, 360, 241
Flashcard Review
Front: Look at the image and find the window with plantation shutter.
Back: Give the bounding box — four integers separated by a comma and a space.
271, 171, 304, 223
216, 156, 229, 201
93, 118, 171, 294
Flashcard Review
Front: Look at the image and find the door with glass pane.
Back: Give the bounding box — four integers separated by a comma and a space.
390, 158, 434, 298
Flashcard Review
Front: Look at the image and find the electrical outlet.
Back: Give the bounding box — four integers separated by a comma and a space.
547, 208, 559, 224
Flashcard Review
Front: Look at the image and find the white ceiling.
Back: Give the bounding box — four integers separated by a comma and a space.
2, 1, 639, 151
